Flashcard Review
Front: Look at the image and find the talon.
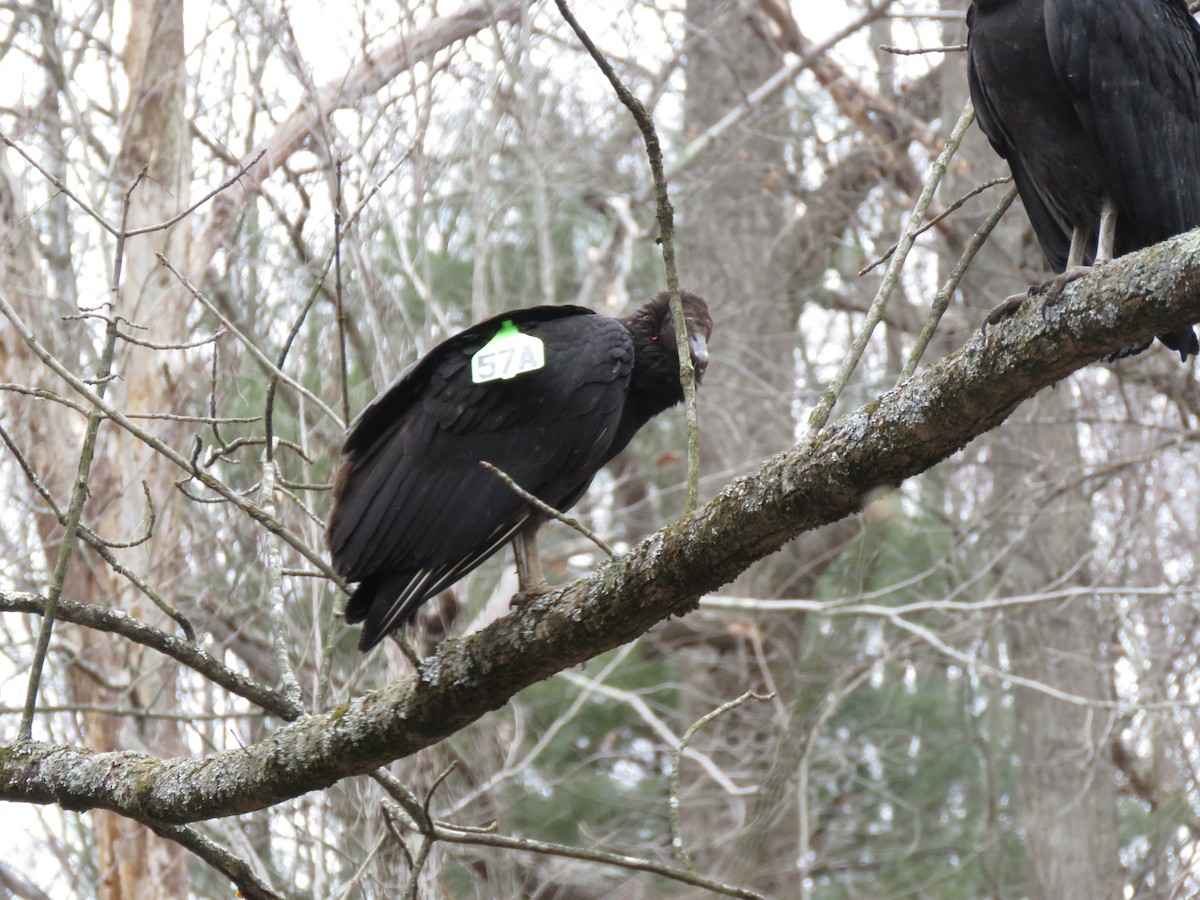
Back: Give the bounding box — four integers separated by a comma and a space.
1028, 264, 1094, 304
510, 584, 553, 611
981, 292, 1029, 337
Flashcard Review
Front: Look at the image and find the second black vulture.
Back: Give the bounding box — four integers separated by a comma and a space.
967, 0, 1200, 360
327, 291, 713, 651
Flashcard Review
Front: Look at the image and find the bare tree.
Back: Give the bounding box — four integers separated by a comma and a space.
3, 1, 1200, 897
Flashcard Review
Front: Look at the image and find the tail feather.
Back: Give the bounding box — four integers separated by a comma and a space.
1158, 327, 1199, 363
345, 573, 424, 651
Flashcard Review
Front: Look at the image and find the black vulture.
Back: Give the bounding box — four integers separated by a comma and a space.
967, 0, 1200, 360
327, 291, 713, 651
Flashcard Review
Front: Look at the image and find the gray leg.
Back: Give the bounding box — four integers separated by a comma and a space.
1095, 196, 1118, 264
982, 222, 1099, 335
511, 521, 549, 607
1067, 225, 1087, 269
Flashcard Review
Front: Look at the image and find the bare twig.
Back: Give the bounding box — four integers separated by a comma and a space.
432, 822, 765, 899
261, 453, 304, 710
0, 422, 195, 636
0, 286, 345, 586
860, 175, 1012, 276
156, 252, 344, 428
805, 100, 976, 437
263, 256, 329, 464
880, 42, 966, 55
113, 326, 225, 350
669, 691, 775, 873
0, 591, 302, 719
123, 150, 267, 237
1, 704, 268, 721
152, 823, 282, 900
19, 167, 147, 740
335, 161, 350, 425
554, 0, 701, 510
480, 461, 614, 556
899, 183, 1019, 380
378, 755, 764, 900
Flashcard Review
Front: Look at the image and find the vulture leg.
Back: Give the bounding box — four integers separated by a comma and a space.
983, 203, 1118, 334
981, 291, 1031, 332
1094, 196, 1118, 264
510, 520, 551, 609
1026, 219, 1109, 305
983, 226, 1093, 330
1066, 224, 1088, 269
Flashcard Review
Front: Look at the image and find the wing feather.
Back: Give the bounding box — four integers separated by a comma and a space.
328, 307, 635, 648
967, 2, 1074, 269
1046, 0, 1200, 246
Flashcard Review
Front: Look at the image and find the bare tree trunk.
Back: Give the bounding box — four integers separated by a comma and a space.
935, 0, 1122, 887
83, 0, 192, 895
993, 393, 1121, 899
676, 2, 858, 890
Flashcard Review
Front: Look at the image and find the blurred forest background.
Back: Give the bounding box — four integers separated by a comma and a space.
2, 0, 1199, 897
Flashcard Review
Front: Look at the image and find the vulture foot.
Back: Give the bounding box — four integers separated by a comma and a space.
1028, 264, 1095, 305
981, 291, 1030, 334
981, 265, 1097, 338
510, 583, 554, 611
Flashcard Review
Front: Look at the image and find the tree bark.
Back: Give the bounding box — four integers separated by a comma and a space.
998, 392, 1121, 899
3, 230, 1199, 827
85, 0, 192, 895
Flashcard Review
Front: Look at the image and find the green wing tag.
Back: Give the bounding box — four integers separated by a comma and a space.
471, 320, 545, 384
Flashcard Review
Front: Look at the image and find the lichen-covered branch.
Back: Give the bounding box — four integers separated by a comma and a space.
2, 231, 1199, 824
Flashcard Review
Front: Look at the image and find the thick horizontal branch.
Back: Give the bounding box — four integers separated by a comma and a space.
3, 231, 1199, 824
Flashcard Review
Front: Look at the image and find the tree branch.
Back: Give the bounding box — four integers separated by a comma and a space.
0, 592, 303, 720
3, 230, 1199, 823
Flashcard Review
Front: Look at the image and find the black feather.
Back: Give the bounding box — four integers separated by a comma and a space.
327, 291, 713, 650
967, 0, 1200, 360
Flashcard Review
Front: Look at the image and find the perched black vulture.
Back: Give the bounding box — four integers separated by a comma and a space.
327, 291, 713, 651
967, 0, 1200, 360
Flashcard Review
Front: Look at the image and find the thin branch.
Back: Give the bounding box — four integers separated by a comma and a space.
806, 99, 976, 436
431, 822, 765, 899
669, 691, 775, 873
880, 43, 966, 55
900, 183, 1019, 380
122, 150, 266, 237
151, 823, 282, 900
0, 286, 345, 584
157, 252, 344, 428
860, 175, 1012, 277
19, 167, 146, 740
0, 705, 268, 721
263, 254, 330, 464
113, 325, 226, 351
557, 670, 753, 795
261, 453, 304, 710
554, 0, 701, 510
480, 462, 614, 556
0, 591, 302, 720
0, 132, 117, 236
0, 383, 90, 415
0, 423, 192, 635
334, 161, 351, 425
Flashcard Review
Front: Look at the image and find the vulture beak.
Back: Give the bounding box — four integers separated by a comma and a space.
689, 334, 709, 374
